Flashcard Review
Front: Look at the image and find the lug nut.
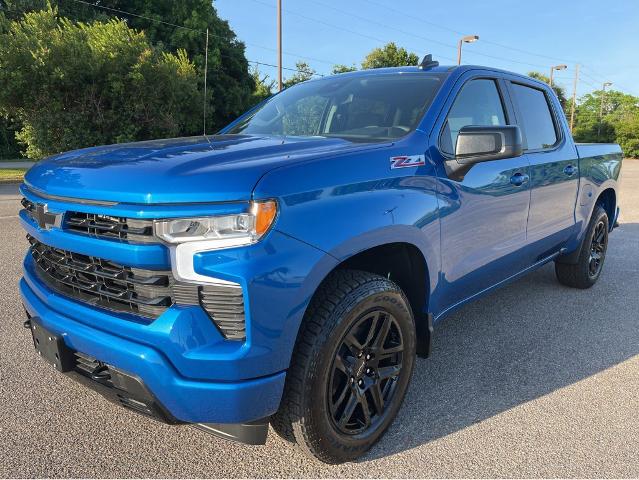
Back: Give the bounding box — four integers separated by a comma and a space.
366, 368, 371, 374
366, 354, 371, 360
358, 379, 364, 387
350, 377, 355, 384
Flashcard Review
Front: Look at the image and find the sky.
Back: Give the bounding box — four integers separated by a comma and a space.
215, 0, 639, 98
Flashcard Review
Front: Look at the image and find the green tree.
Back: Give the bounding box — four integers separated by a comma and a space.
361, 42, 419, 69
572, 90, 639, 157
0, 113, 21, 159
332, 64, 357, 74
250, 66, 275, 105
1, 0, 255, 131
283, 61, 316, 88
0, 7, 200, 158
527, 71, 568, 110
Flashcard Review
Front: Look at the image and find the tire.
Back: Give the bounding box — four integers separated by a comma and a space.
555, 205, 609, 289
271, 269, 416, 464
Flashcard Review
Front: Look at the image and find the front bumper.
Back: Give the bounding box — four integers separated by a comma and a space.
20, 276, 285, 425
18, 184, 340, 430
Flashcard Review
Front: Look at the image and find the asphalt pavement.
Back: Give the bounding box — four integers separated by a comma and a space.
1, 161, 638, 478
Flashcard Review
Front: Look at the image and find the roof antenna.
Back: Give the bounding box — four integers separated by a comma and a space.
419, 54, 439, 70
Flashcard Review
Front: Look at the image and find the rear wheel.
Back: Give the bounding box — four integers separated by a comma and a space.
555, 205, 609, 289
271, 270, 416, 464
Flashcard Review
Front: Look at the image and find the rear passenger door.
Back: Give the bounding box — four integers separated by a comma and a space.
507, 81, 579, 255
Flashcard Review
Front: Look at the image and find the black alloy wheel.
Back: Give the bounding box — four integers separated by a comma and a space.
588, 219, 608, 278
271, 269, 416, 463
328, 309, 404, 435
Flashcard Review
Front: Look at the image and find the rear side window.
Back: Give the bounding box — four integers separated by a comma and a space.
440, 79, 507, 155
510, 83, 558, 150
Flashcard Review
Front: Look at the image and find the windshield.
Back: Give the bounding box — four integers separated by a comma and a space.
228, 72, 445, 141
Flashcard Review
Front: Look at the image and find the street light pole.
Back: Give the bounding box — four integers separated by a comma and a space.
277, 0, 282, 91
549, 64, 567, 87
598, 81, 612, 140
457, 35, 479, 65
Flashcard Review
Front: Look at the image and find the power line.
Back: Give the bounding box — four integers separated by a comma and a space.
305, 0, 553, 69
55, 0, 325, 78
59, 0, 337, 70
63, 0, 204, 33
247, 0, 458, 63
362, 0, 581, 65
251, 0, 565, 71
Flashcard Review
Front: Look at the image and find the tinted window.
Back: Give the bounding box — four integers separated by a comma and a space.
441, 79, 506, 155
228, 73, 445, 141
511, 83, 558, 150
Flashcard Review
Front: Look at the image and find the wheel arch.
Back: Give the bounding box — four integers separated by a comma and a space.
595, 187, 617, 229
308, 239, 434, 358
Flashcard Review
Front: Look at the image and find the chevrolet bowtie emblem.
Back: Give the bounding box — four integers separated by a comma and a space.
34, 203, 62, 230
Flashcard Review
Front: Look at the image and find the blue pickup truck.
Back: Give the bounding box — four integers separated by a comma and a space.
20, 58, 622, 463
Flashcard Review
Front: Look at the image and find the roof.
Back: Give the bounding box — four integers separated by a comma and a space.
322, 64, 550, 90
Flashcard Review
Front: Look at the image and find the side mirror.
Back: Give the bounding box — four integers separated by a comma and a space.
444, 125, 523, 181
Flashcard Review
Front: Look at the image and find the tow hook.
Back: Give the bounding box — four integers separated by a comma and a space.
90, 365, 112, 383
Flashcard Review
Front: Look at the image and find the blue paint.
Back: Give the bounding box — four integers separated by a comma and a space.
20, 65, 622, 425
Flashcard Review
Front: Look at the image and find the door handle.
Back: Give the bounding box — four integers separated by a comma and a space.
564, 164, 577, 176
510, 172, 529, 187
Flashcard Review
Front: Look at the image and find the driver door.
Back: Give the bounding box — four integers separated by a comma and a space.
432, 76, 532, 314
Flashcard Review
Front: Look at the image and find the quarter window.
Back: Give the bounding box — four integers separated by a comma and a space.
510, 83, 558, 150
440, 79, 507, 155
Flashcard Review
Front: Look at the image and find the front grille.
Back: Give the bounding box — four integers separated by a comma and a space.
28, 236, 175, 318
65, 211, 154, 243
200, 284, 246, 340
21, 197, 155, 243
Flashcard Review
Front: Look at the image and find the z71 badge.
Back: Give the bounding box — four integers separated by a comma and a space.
390, 154, 426, 169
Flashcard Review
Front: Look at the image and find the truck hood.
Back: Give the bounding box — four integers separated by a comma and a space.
24, 134, 382, 204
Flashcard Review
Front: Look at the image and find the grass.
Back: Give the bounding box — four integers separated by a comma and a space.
0, 168, 27, 183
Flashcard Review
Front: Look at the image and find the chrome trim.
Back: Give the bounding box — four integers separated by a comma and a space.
24, 184, 119, 206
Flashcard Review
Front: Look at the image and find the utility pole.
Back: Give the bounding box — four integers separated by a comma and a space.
277, 0, 282, 91
597, 81, 612, 141
203, 28, 209, 135
569, 64, 579, 133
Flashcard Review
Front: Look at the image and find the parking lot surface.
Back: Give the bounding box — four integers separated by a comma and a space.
1, 161, 638, 478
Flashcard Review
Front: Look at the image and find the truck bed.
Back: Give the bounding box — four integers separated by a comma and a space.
575, 143, 623, 160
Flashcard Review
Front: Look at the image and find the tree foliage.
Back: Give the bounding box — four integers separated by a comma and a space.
526, 71, 568, 109
250, 66, 275, 105
332, 64, 357, 74
572, 90, 639, 157
361, 42, 418, 69
283, 61, 316, 88
0, 7, 200, 158
1, 0, 255, 132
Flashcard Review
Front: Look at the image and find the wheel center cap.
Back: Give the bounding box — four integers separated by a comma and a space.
354, 358, 367, 378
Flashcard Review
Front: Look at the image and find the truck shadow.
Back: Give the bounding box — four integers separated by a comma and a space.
364, 222, 639, 461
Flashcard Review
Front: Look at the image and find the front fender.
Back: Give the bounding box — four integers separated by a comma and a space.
253, 137, 442, 318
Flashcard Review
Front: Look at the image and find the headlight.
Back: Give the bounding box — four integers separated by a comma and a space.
154, 200, 277, 248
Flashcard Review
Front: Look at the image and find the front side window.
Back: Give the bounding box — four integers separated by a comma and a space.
510, 83, 558, 150
440, 79, 507, 155
228, 73, 445, 141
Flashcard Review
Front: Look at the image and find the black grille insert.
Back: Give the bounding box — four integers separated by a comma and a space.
29, 236, 172, 318
65, 211, 154, 243
200, 283, 246, 340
